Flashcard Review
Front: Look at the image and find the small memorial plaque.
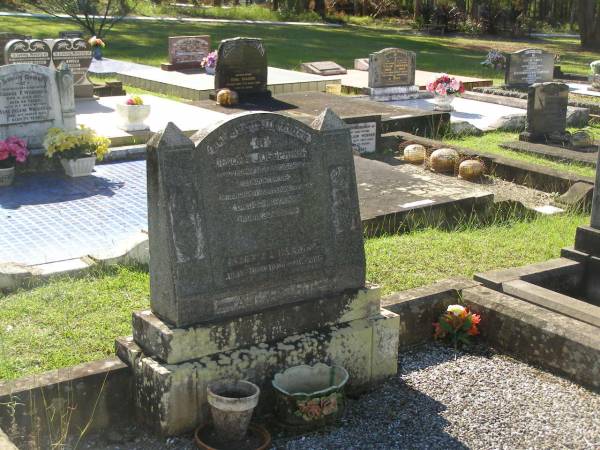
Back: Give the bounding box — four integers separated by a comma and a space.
348, 122, 377, 154
168, 35, 211, 65
59, 31, 84, 39
215, 37, 268, 96
520, 82, 569, 143
52, 38, 92, 85
300, 61, 347, 76
147, 111, 365, 326
5, 39, 52, 67
368, 48, 415, 88
505, 48, 554, 87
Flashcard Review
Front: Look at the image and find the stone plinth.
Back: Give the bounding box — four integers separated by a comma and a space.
116, 286, 399, 435
368, 85, 432, 102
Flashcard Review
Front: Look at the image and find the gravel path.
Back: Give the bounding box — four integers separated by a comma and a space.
82, 344, 600, 450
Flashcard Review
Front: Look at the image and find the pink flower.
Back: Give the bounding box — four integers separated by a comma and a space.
0, 141, 9, 161
436, 84, 447, 96
0, 136, 28, 163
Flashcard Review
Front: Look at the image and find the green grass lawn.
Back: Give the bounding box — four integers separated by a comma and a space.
0, 212, 588, 381
2, 16, 599, 80
444, 130, 598, 180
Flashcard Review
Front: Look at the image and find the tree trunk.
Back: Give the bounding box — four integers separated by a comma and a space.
578, 0, 600, 50
470, 0, 478, 18
315, 0, 326, 17
414, 0, 421, 20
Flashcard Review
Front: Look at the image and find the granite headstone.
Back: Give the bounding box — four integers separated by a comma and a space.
0, 63, 76, 148
51, 38, 93, 97
505, 48, 554, 87
4, 39, 52, 67
519, 82, 569, 144
368, 48, 415, 88
146, 109, 365, 327
214, 37, 268, 98
161, 35, 211, 71
0, 33, 29, 64
300, 61, 347, 76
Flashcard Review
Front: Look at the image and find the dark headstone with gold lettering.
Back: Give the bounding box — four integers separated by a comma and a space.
146, 111, 365, 327
0, 33, 29, 64
214, 37, 269, 99
4, 39, 52, 67
519, 82, 569, 144
51, 38, 94, 98
367, 48, 430, 101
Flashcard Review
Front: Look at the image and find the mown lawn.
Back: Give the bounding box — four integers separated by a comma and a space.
0, 213, 588, 381
2, 16, 599, 81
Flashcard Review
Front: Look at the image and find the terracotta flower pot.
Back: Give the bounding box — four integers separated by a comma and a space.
207, 380, 260, 442
116, 103, 151, 132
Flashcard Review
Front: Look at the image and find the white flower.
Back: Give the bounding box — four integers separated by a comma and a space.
447, 304, 466, 316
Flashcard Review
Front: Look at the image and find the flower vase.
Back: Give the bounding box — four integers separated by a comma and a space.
93, 47, 103, 60
61, 157, 96, 177
433, 94, 455, 112
205, 66, 215, 75
0, 166, 15, 187
116, 104, 151, 132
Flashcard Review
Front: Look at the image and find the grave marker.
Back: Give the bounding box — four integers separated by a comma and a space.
519, 82, 569, 144
58, 31, 84, 39
367, 48, 429, 101
161, 35, 211, 71
505, 48, 554, 87
51, 38, 93, 98
345, 115, 381, 154
0, 63, 76, 148
0, 33, 29, 64
214, 37, 269, 99
300, 61, 347, 76
4, 39, 52, 67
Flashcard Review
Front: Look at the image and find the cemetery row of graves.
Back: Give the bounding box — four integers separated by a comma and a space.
0, 15, 599, 450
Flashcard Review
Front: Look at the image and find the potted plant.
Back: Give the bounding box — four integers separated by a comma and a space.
426, 73, 465, 111
0, 136, 29, 187
88, 36, 106, 60
43, 126, 110, 177
116, 96, 151, 132
201, 50, 217, 75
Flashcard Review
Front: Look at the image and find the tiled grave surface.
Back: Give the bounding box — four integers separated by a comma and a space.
0, 161, 147, 266
0, 157, 491, 266
390, 97, 525, 131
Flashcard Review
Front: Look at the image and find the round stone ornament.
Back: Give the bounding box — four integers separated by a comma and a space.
429, 148, 459, 174
458, 159, 485, 181
571, 130, 593, 148
403, 144, 426, 164
216, 88, 239, 107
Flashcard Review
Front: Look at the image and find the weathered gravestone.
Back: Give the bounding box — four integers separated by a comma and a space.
367, 48, 429, 101
161, 35, 211, 71
214, 37, 269, 99
505, 48, 554, 87
4, 39, 52, 67
519, 82, 569, 144
0, 63, 76, 149
51, 38, 94, 98
116, 109, 400, 435
300, 61, 347, 76
354, 57, 369, 71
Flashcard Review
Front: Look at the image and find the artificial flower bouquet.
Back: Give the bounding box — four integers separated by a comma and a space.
434, 304, 481, 348
43, 126, 110, 161
125, 95, 144, 106
426, 73, 465, 97
481, 49, 506, 70
0, 136, 29, 168
88, 36, 106, 48
201, 50, 218, 70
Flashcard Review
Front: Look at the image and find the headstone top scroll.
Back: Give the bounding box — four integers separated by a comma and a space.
147, 111, 365, 327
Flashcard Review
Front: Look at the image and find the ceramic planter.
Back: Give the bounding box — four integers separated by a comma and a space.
272, 364, 349, 430
205, 65, 215, 75
60, 156, 96, 177
116, 103, 151, 132
0, 166, 15, 186
433, 94, 455, 111
207, 379, 260, 442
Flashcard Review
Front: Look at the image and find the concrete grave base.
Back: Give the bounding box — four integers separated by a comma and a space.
575, 225, 600, 256
116, 287, 399, 435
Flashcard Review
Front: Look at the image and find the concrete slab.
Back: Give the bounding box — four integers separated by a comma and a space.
389, 97, 525, 131
501, 140, 598, 166
114, 62, 340, 100
321, 69, 492, 91
567, 82, 600, 98
0, 156, 491, 267
76, 95, 226, 147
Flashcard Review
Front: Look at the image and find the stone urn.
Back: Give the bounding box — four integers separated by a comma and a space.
403, 144, 427, 164
116, 103, 151, 132
458, 159, 485, 181
0, 166, 15, 187
272, 364, 349, 430
60, 156, 96, 177
207, 380, 260, 442
433, 94, 455, 111
430, 148, 459, 174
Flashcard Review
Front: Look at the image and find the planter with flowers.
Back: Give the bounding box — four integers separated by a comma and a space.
434, 304, 481, 348
201, 51, 217, 75
0, 137, 29, 187
426, 74, 465, 111
481, 49, 506, 71
44, 126, 110, 177
88, 36, 106, 60
116, 96, 151, 132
